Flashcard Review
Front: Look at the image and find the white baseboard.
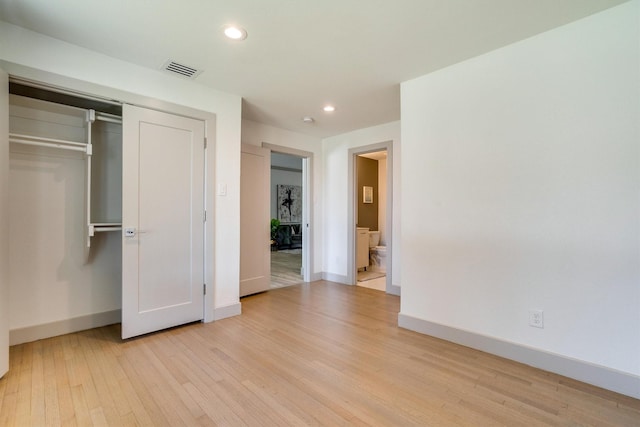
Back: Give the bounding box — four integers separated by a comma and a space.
398, 313, 640, 399
309, 272, 323, 282
387, 284, 401, 296
10, 303, 242, 345
212, 302, 241, 321
10, 309, 121, 346
321, 272, 349, 284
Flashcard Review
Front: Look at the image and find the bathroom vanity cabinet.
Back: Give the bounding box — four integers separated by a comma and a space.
356, 227, 370, 270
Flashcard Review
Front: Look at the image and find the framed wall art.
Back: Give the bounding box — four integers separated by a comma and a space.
363, 186, 373, 204
277, 184, 302, 223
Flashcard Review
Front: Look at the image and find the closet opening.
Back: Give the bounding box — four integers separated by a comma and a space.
8, 79, 124, 345
8, 77, 212, 341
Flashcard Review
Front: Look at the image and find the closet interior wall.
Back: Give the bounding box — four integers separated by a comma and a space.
8, 93, 122, 343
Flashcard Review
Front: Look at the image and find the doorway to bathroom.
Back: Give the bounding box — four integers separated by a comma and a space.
348, 142, 395, 294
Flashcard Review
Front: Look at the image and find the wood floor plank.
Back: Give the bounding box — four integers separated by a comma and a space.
70, 383, 92, 426
42, 337, 62, 426
14, 342, 33, 425
52, 335, 77, 427
29, 340, 46, 425
0, 364, 6, 415
116, 354, 166, 426
0, 280, 639, 426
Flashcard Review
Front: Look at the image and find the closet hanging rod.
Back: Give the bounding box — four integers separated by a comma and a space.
9, 135, 88, 153
9, 139, 86, 153
9, 133, 87, 148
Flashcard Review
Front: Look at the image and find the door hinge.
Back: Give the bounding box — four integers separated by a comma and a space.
204, 210, 207, 222
203, 284, 207, 295
204, 137, 207, 149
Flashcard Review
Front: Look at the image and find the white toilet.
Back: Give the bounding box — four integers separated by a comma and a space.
368, 231, 387, 272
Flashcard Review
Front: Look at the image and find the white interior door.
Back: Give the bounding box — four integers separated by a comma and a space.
122, 104, 205, 339
240, 144, 270, 297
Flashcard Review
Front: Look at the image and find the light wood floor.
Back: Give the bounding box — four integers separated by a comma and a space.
1, 281, 639, 426
270, 250, 302, 289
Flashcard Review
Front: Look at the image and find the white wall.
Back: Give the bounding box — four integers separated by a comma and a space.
0, 21, 243, 327
400, 0, 639, 381
242, 119, 323, 278
321, 121, 401, 287
0, 69, 9, 376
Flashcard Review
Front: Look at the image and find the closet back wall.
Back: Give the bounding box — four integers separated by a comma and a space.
9, 95, 121, 344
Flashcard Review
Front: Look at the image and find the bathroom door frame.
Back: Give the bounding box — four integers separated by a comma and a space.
262, 143, 314, 283
347, 141, 399, 295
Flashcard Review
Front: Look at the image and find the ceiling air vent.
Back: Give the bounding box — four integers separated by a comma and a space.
162, 60, 202, 79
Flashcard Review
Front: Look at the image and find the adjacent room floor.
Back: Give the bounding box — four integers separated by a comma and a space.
272, 249, 387, 293
356, 270, 386, 291
270, 249, 303, 289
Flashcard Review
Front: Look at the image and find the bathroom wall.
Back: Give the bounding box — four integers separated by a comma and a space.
356, 156, 378, 230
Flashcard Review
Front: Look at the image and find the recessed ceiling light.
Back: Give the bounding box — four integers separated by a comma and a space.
223, 25, 247, 41
323, 105, 336, 112
302, 116, 315, 123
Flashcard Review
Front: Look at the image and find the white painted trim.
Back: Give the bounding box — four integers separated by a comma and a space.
309, 272, 323, 282
398, 313, 640, 399
10, 309, 121, 346
262, 143, 313, 159
321, 272, 350, 284
212, 302, 242, 321
388, 284, 401, 296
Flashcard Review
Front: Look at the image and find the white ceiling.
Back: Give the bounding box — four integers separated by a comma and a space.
0, 0, 627, 138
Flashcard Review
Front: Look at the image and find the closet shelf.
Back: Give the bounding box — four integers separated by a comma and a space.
89, 223, 123, 236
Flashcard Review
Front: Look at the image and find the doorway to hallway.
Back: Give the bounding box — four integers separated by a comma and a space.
269, 151, 305, 289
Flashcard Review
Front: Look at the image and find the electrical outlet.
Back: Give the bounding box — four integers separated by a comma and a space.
529, 310, 544, 328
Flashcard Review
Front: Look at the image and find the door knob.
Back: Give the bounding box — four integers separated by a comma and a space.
124, 227, 148, 237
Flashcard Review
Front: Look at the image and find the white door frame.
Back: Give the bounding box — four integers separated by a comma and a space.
262, 143, 313, 283
347, 141, 398, 295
